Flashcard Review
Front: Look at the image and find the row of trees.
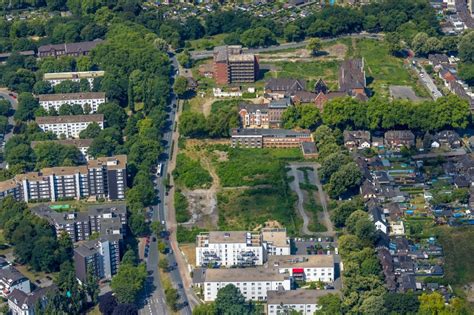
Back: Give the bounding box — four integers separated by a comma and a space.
314, 126, 363, 199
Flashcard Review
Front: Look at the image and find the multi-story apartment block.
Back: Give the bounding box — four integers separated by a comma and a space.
196, 231, 264, 267
0, 155, 127, 203
36, 114, 104, 139
239, 103, 269, 129
267, 290, 333, 315
31, 139, 93, 161
196, 229, 291, 267
0, 267, 30, 298
43, 71, 105, 88
38, 92, 106, 113
261, 228, 291, 256
201, 267, 292, 302
74, 236, 121, 283
213, 46, 259, 85
231, 128, 313, 148
38, 40, 104, 58
33, 204, 126, 243
268, 255, 335, 283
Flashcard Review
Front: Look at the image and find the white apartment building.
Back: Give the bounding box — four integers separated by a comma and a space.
43, 71, 105, 88
202, 267, 291, 302
268, 255, 335, 283
38, 92, 106, 113
262, 228, 291, 256
36, 114, 104, 139
267, 290, 335, 315
0, 267, 30, 298
196, 231, 264, 267
31, 139, 93, 161
195, 229, 291, 267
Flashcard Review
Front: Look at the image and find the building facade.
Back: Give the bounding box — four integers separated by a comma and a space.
0, 267, 30, 298
231, 128, 313, 149
43, 71, 105, 88
239, 103, 269, 129
36, 114, 104, 139
267, 290, 333, 315
74, 237, 121, 283
202, 268, 292, 302
213, 46, 259, 85
38, 92, 106, 113
33, 204, 127, 243
268, 255, 335, 283
0, 155, 127, 203
38, 40, 104, 58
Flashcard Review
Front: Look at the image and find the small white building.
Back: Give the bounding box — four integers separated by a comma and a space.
267, 289, 337, 315
267, 255, 335, 283
369, 206, 388, 234
202, 267, 292, 302
212, 88, 242, 98
43, 71, 104, 88
36, 114, 104, 139
390, 221, 405, 236
38, 92, 106, 113
8, 286, 54, 315
0, 267, 30, 298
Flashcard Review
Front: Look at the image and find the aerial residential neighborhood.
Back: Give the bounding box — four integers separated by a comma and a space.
0, 0, 473, 315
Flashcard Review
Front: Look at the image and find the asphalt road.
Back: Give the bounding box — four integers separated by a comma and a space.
139, 54, 192, 315
0, 89, 18, 168
412, 60, 443, 100
190, 33, 384, 60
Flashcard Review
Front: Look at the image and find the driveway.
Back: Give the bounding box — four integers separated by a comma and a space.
287, 162, 335, 237
411, 61, 442, 100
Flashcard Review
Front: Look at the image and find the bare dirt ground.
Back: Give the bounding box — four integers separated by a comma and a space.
258, 43, 347, 63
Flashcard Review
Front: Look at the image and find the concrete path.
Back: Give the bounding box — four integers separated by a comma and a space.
288, 164, 312, 235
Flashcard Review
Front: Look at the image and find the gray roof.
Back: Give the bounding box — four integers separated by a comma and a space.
31, 139, 93, 149
265, 78, 306, 93
8, 286, 56, 309
339, 59, 366, 92
239, 103, 268, 114
0, 266, 27, 283
269, 97, 292, 108
37, 92, 106, 102
38, 40, 104, 54
384, 130, 415, 141
301, 142, 317, 154
343, 130, 371, 142
36, 114, 104, 124
267, 289, 337, 305
204, 267, 289, 282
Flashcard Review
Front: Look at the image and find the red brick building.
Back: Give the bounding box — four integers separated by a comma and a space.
213, 46, 259, 85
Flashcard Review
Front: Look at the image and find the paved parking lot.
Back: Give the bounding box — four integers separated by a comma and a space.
389, 85, 422, 101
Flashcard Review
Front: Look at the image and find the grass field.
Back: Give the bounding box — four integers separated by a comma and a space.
173, 153, 213, 189
217, 187, 301, 235
436, 227, 474, 286
213, 147, 303, 187
350, 38, 425, 98
263, 60, 339, 86
188, 34, 228, 51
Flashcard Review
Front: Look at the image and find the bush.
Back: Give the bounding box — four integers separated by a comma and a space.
173, 154, 213, 189
175, 191, 191, 223
176, 226, 207, 243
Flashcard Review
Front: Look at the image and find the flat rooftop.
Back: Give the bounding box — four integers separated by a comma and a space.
38, 92, 106, 102
231, 128, 311, 137
267, 289, 338, 305
204, 267, 287, 282
261, 228, 289, 248
268, 255, 334, 268
31, 139, 93, 149
36, 114, 104, 124
43, 71, 105, 80
204, 231, 261, 245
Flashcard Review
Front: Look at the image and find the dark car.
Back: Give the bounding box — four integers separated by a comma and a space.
152, 237, 157, 242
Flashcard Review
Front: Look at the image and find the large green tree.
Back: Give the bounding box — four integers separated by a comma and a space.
111, 263, 147, 304
215, 284, 253, 315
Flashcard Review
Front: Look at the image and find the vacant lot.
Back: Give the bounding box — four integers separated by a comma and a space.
214, 147, 302, 187
217, 187, 301, 235
436, 227, 474, 286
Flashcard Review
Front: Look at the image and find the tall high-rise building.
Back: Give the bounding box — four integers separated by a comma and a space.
213, 46, 259, 85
